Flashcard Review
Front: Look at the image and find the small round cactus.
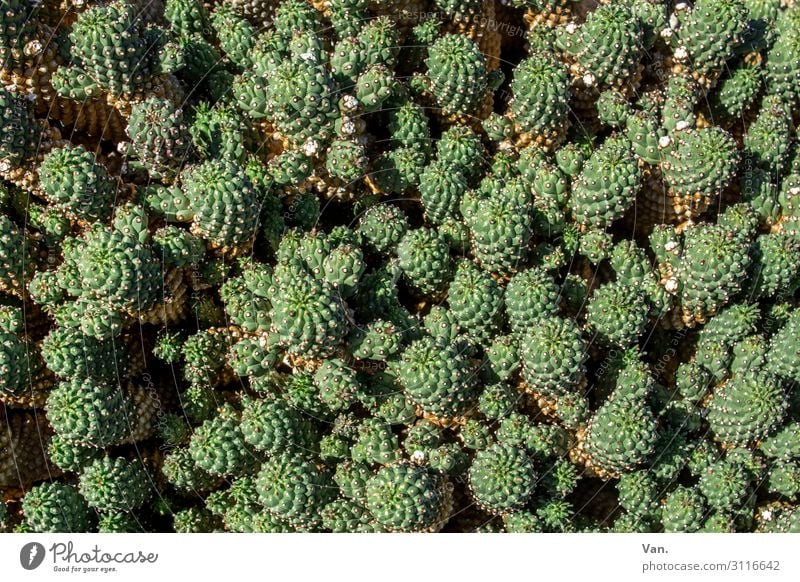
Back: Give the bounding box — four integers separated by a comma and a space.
182, 159, 261, 250
397, 227, 454, 297
38, 144, 117, 222
661, 486, 707, 533
571, 135, 642, 228
583, 394, 658, 476
46, 377, 132, 448
586, 281, 650, 348
357, 204, 409, 256
509, 52, 570, 144
240, 396, 318, 456
519, 316, 586, 398
23, 482, 91, 533
446, 260, 505, 344
707, 371, 788, 447
256, 453, 334, 528
188, 405, 258, 477
677, 222, 752, 324
396, 336, 479, 419
365, 461, 450, 532
556, 3, 644, 89
425, 34, 487, 117
269, 261, 350, 358
78, 456, 151, 512
468, 444, 537, 514
505, 267, 560, 336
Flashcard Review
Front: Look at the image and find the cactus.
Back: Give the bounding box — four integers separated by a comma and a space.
468, 444, 537, 514
365, 461, 450, 532
424, 34, 487, 117
23, 482, 91, 533
396, 336, 479, 419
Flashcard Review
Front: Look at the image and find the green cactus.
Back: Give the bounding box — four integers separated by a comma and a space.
328, 0, 368, 38
484, 335, 520, 383
397, 227, 453, 297
181, 159, 260, 249
351, 418, 401, 465
436, 125, 486, 183
618, 470, 660, 518
126, 98, 194, 178
164, 0, 210, 36
365, 461, 450, 532
710, 60, 763, 122
584, 392, 657, 475
707, 371, 788, 447
241, 396, 318, 457
462, 177, 533, 277
38, 144, 117, 223
424, 34, 487, 117
477, 382, 518, 421
746, 232, 800, 300
395, 336, 479, 419
698, 458, 750, 513
356, 64, 398, 114
181, 329, 232, 387
388, 101, 431, 154
61, 224, 163, 312
188, 405, 258, 477
766, 24, 800, 108
153, 226, 205, 269
555, 3, 644, 89
596, 90, 633, 128
571, 135, 641, 228
446, 260, 505, 344
765, 310, 800, 384
321, 498, 381, 533
79, 455, 151, 512
64, 0, 167, 96
211, 3, 258, 67
313, 358, 361, 412
669, 0, 749, 85
357, 204, 409, 255
326, 139, 368, 183
371, 145, 426, 194
256, 453, 333, 528
162, 447, 220, 494
661, 485, 707, 533
172, 507, 222, 533
418, 161, 468, 225
468, 444, 537, 514
509, 52, 570, 143
269, 260, 349, 358
47, 434, 104, 473
41, 326, 125, 382
677, 222, 752, 323
0, 325, 42, 402
348, 319, 402, 361
46, 377, 131, 447
743, 97, 791, 177
23, 482, 91, 533
586, 281, 650, 348
662, 127, 740, 208
261, 38, 338, 147
519, 316, 586, 398
333, 460, 374, 503
766, 462, 800, 498
504, 267, 560, 337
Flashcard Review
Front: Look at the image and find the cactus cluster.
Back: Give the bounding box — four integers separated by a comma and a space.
1, 0, 799, 535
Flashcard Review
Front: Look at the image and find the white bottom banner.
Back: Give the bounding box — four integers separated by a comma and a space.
2, 534, 797, 581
